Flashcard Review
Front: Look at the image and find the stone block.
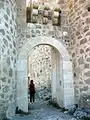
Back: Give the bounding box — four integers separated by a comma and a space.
6, 35, 11, 41
86, 17, 90, 24
84, 71, 90, 77
3, 85, 9, 93
78, 57, 84, 65
80, 49, 84, 54
9, 68, 13, 77
63, 61, 72, 71
5, 22, 8, 28
85, 78, 90, 85
4, 14, 8, 21
6, 57, 10, 65
6, 8, 10, 16
84, 64, 89, 68
0, 29, 5, 35
87, 57, 90, 62
0, 3, 4, 9
80, 38, 87, 45
3, 38, 8, 47
79, 94, 90, 108
1, 77, 6, 82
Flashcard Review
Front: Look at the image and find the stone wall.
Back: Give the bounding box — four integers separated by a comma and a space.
17, 23, 69, 51
16, 0, 73, 106
68, 0, 90, 105
16, 0, 90, 108
16, 1, 70, 103
28, 45, 52, 101
0, 0, 17, 119
16, 0, 69, 51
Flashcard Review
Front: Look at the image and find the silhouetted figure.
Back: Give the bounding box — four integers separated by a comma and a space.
29, 80, 35, 103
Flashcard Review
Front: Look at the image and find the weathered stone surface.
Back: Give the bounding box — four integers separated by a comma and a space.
3, 86, 9, 93
9, 68, 13, 77
0, 85, 1, 89
0, 0, 17, 118
87, 57, 90, 62
86, 47, 90, 52
4, 14, 8, 21
6, 57, 10, 65
72, 53, 75, 57
1, 77, 6, 82
12, 14, 14, 21
5, 22, 8, 28
68, 0, 90, 106
8, 79, 11, 84
80, 49, 84, 54
83, 25, 89, 33
0, 0, 90, 119
74, 72, 76, 77
80, 38, 87, 45
79, 81, 83, 85
82, 11, 88, 17
26, 35, 30, 38
86, 31, 90, 36
6, 35, 11, 41
0, 29, 5, 35
10, 20, 12, 25
13, 49, 16, 55
0, 93, 4, 98
74, 108, 90, 119
10, 27, 13, 33
80, 86, 88, 92
6, 8, 10, 16
79, 94, 90, 108
85, 78, 90, 85
9, 94, 13, 101
3, 66, 7, 74
13, 41, 16, 47
86, 17, 90, 24
84, 64, 89, 68
0, 3, 4, 9
78, 57, 84, 65
9, 44, 12, 49
84, 71, 90, 77
3, 38, 8, 47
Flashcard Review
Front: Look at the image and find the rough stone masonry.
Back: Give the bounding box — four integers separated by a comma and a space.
0, 0, 90, 119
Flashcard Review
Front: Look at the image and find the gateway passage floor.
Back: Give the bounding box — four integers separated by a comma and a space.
13, 101, 76, 120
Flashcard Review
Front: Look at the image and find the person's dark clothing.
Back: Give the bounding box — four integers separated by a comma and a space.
30, 92, 35, 103
29, 82, 35, 103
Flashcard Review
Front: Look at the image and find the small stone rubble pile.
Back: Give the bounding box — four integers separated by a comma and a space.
73, 108, 90, 119
63, 94, 90, 120
79, 94, 90, 109
63, 105, 90, 119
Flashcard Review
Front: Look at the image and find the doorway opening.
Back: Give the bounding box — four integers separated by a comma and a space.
16, 36, 74, 112
28, 45, 52, 103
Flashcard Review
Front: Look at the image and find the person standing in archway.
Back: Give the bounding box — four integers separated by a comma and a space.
29, 80, 35, 103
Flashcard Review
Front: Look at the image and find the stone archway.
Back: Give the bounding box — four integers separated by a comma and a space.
16, 36, 74, 112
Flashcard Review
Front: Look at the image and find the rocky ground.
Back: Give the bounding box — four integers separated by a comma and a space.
13, 101, 76, 120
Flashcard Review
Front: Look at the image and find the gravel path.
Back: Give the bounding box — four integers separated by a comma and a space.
13, 101, 76, 120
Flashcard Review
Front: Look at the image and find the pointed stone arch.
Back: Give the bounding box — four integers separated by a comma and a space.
17, 36, 74, 112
